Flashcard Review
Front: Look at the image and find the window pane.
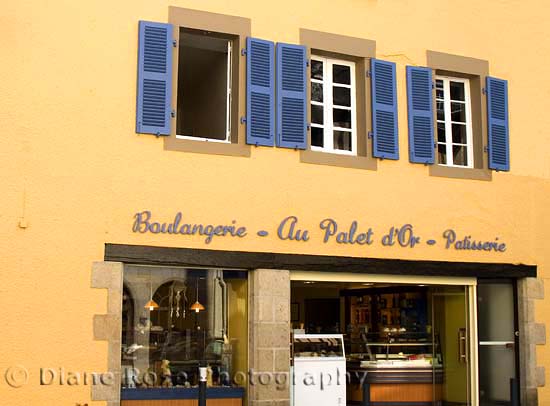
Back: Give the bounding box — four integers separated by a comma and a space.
311, 82, 323, 103
452, 123, 467, 144
333, 130, 352, 151
312, 105, 324, 125
333, 108, 351, 129
437, 122, 446, 143
436, 79, 444, 90
122, 266, 248, 392
452, 145, 468, 166
311, 60, 323, 80
333, 64, 351, 85
311, 127, 324, 147
436, 88, 444, 100
333, 86, 351, 106
437, 101, 445, 121
438, 144, 447, 165
450, 81, 465, 101
451, 102, 466, 122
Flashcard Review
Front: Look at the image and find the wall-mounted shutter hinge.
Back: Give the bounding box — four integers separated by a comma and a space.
241, 48, 247, 56
482, 87, 487, 95
306, 59, 310, 67
484, 145, 489, 153
172, 40, 177, 48
368, 131, 373, 139
240, 117, 247, 124
432, 81, 435, 89
366, 70, 371, 78
306, 123, 311, 131
171, 110, 176, 118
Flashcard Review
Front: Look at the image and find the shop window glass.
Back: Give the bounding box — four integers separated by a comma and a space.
121, 266, 247, 395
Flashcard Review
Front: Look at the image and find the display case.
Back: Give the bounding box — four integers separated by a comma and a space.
346, 331, 443, 406
291, 334, 346, 406
346, 331, 440, 366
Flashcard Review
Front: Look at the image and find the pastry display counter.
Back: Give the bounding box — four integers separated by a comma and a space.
347, 362, 443, 406
346, 331, 442, 405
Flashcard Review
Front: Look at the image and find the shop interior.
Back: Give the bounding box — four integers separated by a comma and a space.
291, 280, 471, 406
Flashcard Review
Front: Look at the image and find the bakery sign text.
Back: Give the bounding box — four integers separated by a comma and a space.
132, 211, 507, 252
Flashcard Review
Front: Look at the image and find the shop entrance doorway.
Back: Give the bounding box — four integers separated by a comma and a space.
290, 274, 476, 406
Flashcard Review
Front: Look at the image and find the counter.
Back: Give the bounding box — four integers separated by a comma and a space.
347, 361, 443, 406
121, 387, 244, 406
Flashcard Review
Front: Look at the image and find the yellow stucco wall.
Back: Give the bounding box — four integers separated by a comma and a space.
2, 0, 550, 404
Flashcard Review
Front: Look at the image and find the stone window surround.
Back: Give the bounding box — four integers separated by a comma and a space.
164, 6, 252, 157
91, 259, 544, 405
427, 50, 493, 181
299, 28, 378, 171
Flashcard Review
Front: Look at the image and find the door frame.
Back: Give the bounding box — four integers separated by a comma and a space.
291, 271, 480, 406
477, 278, 521, 406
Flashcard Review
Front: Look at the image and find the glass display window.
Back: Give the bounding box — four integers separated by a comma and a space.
121, 266, 248, 391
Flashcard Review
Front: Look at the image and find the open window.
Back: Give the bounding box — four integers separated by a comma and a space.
176, 29, 233, 142
135, 7, 251, 156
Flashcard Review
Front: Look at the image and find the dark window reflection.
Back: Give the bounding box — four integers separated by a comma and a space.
311, 60, 323, 80
311, 127, 324, 147
333, 64, 351, 85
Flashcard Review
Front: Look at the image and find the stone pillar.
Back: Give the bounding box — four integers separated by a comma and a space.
91, 261, 123, 406
517, 277, 546, 406
249, 269, 291, 406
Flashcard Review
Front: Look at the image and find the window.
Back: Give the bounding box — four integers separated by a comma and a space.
175, 29, 233, 142
425, 51, 507, 180
299, 29, 377, 170
161, 7, 251, 156
435, 76, 473, 168
121, 266, 248, 397
310, 56, 357, 155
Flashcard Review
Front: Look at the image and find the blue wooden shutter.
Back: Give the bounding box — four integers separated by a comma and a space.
406, 66, 434, 164
246, 38, 275, 146
276, 43, 307, 149
371, 59, 399, 159
486, 77, 510, 171
136, 21, 173, 136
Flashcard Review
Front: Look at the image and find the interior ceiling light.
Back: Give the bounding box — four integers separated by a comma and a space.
144, 271, 159, 311
190, 278, 205, 313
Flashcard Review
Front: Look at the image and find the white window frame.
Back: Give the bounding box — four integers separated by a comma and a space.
436, 76, 474, 168
176, 38, 232, 143
310, 56, 357, 155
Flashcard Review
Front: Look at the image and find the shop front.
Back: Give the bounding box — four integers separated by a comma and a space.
92, 244, 536, 406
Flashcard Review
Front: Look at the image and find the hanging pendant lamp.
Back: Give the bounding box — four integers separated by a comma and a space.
144, 270, 159, 311
190, 278, 205, 313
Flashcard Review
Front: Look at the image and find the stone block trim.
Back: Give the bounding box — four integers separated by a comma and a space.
91, 261, 123, 404
537, 367, 546, 388
249, 269, 291, 404
518, 277, 545, 406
